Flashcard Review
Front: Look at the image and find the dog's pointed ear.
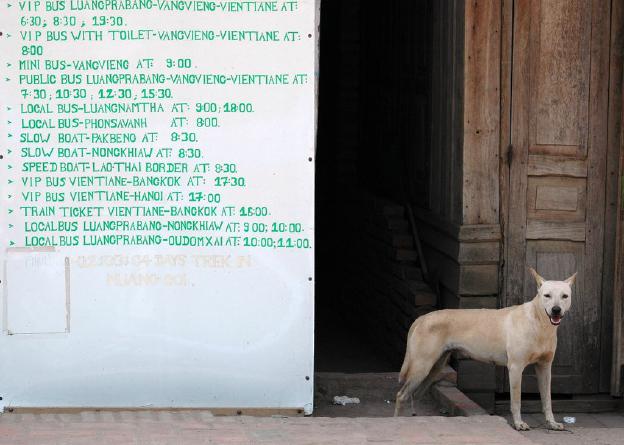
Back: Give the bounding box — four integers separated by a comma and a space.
565, 272, 577, 286
528, 267, 545, 288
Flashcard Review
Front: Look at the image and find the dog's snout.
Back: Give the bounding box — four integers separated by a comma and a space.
551, 306, 562, 316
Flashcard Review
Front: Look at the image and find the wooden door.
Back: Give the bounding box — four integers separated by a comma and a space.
506, 0, 611, 394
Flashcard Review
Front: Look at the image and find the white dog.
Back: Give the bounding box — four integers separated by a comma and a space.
395, 267, 576, 431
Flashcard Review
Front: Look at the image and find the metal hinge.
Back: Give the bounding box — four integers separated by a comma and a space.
506, 144, 513, 167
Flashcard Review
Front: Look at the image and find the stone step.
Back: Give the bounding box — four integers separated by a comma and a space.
315, 370, 457, 404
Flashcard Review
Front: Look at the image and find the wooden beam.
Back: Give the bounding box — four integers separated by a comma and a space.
459, 224, 501, 242
612, 0, 624, 392
613, 137, 624, 395
462, 0, 501, 225
607, 0, 624, 396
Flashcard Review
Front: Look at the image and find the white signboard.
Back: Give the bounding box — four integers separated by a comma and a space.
0, 0, 316, 413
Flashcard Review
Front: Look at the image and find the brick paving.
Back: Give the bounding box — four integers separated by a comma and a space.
509, 412, 624, 445
0, 411, 537, 445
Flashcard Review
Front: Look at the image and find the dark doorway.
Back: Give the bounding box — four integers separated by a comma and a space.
315, 0, 435, 373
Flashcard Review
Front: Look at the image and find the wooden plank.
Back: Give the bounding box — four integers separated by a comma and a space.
583, 0, 611, 394
528, 155, 587, 177
451, 0, 465, 224
359, 242, 424, 282
535, 186, 579, 211
526, 221, 586, 241
421, 244, 461, 296
363, 222, 413, 248
458, 224, 501, 242
506, 0, 531, 308
414, 207, 460, 239
371, 213, 410, 232
458, 264, 499, 296
440, 286, 461, 310
613, 143, 624, 395
499, 0, 513, 393
406, 204, 430, 281
389, 263, 424, 282
366, 237, 419, 263
457, 360, 496, 392
441, 0, 452, 221
526, 176, 587, 222
457, 242, 500, 264
464, 392, 496, 413
361, 242, 425, 282
462, 0, 501, 225
370, 197, 405, 217
605, 0, 624, 394
416, 219, 460, 261
425, 0, 466, 224
430, 384, 488, 417
429, 0, 443, 216
529, 144, 583, 157
370, 268, 437, 307
528, 1, 591, 158
457, 296, 498, 310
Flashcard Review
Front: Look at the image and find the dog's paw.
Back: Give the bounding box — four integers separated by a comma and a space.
547, 421, 565, 431
513, 421, 530, 431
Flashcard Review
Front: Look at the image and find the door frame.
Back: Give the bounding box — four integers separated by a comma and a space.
607, 0, 624, 396
613, 99, 624, 396
499, 0, 624, 394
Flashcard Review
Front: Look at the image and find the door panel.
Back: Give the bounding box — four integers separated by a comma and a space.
527, 177, 586, 221
529, 0, 590, 156
525, 241, 585, 391
506, 0, 610, 394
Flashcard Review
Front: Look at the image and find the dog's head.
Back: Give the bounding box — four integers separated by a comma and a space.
529, 267, 576, 326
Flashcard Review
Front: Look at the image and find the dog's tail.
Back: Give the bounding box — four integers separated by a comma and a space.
398, 351, 410, 384
398, 320, 419, 384
399, 316, 428, 384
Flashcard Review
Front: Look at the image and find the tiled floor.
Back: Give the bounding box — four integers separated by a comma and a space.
0, 411, 535, 445
507, 412, 624, 445
3, 409, 624, 444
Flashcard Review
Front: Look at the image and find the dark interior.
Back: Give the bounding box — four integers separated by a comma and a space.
315, 1, 435, 373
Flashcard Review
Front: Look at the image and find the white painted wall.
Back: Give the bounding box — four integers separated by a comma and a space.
0, 1, 316, 413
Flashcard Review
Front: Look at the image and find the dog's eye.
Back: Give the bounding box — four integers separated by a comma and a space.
544, 294, 551, 298
562, 294, 569, 299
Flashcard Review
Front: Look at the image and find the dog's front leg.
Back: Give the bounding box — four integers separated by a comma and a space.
508, 364, 529, 431
535, 361, 563, 430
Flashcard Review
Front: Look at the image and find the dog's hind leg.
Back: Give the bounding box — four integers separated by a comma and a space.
394, 371, 425, 417
394, 351, 448, 416
395, 318, 448, 417
412, 351, 451, 401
